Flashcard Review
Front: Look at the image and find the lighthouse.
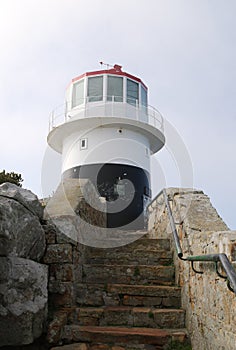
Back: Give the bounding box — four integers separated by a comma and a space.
47, 64, 165, 230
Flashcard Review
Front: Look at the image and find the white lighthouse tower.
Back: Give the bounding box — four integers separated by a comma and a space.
47, 64, 165, 229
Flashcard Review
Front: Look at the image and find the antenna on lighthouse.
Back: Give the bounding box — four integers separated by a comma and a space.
99, 61, 114, 69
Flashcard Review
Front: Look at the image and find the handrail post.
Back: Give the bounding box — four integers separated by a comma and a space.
163, 189, 183, 259
219, 254, 236, 294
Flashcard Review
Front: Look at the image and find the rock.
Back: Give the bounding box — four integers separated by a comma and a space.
0, 182, 43, 219
47, 310, 68, 345
175, 192, 229, 232
43, 244, 73, 264
0, 256, 48, 346
0, 196, 46, 261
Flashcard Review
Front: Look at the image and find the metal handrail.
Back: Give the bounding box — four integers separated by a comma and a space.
163, 189, 183, 259
48, 96, 164, 133
162, 188, 236, 295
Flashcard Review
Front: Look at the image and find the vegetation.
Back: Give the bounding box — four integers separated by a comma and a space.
148, 311, 154, 319
134, 266, 140, 276
0, 170, 24, 187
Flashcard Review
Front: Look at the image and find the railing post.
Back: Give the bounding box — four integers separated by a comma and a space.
85, 97, 88, 118
219, 254, 236, 294
136, 99, 139, 120
163, 189, 183, 258
51, 111, 54, 129
112, 95, 114, 117
64, 101, 68, 122
49, 114, 51, 132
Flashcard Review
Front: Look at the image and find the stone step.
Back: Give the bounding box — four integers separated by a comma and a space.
81, 265, 175, 286
62, 325, 189, 347
51, 343, 165, 350
71, 306, 185, 329
76, 284, 181, 308
82, 238, 171, 255
83, 250, 173, 266
81, 232, 148, 249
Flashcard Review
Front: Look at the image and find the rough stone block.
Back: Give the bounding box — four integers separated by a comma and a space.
153, 309, 185, 328
132, 307, 156, 328
0, 182, 43, 219
82, 265, 175, 286
122, 295, 162, 307
43, 244, 72, 264
51, 344, 88, 350
0, 257, 48, 346
50, 264, 74, 282
49, 281, 74, 307
100, 307, 133, 327
47, 310, 68, 344
0, 197, 46, 261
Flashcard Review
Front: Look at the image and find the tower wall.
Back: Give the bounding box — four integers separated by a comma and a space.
61, 127, 150, 173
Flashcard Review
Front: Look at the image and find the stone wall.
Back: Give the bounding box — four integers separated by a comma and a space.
0, 183, 48, 347
43, 178, 112, 345
44, 178, 107, 246
42, 220, 79, 345
0, 179, 139, 348
148, 188, 236, 350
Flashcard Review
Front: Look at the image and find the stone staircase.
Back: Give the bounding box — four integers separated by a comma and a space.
58, 234, 190, 349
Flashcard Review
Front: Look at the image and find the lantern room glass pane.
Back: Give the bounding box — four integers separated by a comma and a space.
107, 76, 123, 102
141, 85, 147, 107
127, 79, 139, 106
88, 76, 103, 102
72, 79, 84, 107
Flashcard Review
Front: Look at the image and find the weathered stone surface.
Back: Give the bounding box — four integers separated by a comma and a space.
50, 263, 74, 282
51, 344, 88, 350
0, 182, 43, 219
47, 309, 69, 344
44, 179, 107, 241
0, 196, 46, 261
108, 284, 180, 298
74, 306, 185, 329
43, 244, 73, 264
175, 192, 228, 232
82, 264, 175, 285
149, 188, 236, 350
43, 221, 57, 244
76, 283, 181, 308
49, 281, 74, 307
0, 257, 48, 346
62, 325, 188, 346
82, 242, 172, 266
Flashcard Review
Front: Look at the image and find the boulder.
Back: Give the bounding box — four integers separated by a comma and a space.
0, 257, 48, 346
0, 182, 43, 219
0, 196, 46, 261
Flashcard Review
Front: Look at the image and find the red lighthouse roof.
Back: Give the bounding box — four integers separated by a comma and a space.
71, 64, 147, 90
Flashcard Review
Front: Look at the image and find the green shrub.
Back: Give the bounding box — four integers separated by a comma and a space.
0, 170, 23, 187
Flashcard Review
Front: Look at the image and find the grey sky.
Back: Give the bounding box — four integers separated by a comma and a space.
1, 0, 236, 228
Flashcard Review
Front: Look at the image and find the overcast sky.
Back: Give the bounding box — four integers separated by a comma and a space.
1, 0, 236, 229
